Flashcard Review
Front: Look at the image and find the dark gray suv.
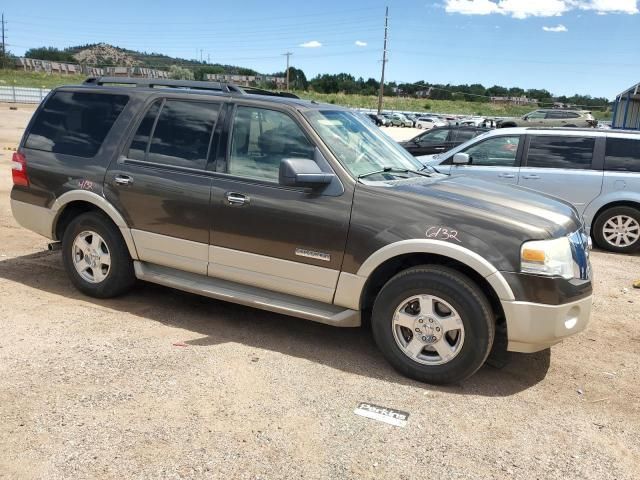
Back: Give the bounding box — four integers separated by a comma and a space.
10, 77, 592, 384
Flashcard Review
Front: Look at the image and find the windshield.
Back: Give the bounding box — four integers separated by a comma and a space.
305, 110, 423, 179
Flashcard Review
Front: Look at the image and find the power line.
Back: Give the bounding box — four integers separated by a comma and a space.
7, 7, 377, 26
377, 6, 389, 115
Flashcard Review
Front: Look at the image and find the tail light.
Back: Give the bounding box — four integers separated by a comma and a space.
11, 152, 29, 187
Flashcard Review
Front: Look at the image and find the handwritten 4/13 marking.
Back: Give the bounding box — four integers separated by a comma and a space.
426, 226, 462, 243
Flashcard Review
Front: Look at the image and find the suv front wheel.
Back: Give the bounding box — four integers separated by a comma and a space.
62, 212, 136, 298
593, 206, 640, 253
371, 266, 495, 384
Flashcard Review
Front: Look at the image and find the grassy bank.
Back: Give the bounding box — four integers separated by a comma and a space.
0, 69, 86, 88
1, 69, 611, 120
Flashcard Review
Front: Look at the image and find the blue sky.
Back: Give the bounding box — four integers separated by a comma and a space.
3, 0, 640, 99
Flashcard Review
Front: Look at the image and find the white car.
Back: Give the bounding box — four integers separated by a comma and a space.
415, 117, 447, 129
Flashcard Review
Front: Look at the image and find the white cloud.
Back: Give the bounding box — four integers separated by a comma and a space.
444, 0, 639, 18
543, 24, 568, 31
578, 0, 639, 15
445, 0, 500, 15
354, 40, 368, 47
299, 40, 322, 48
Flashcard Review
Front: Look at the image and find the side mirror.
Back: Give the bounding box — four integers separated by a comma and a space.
279, 158, 335, 188
452, 153, 470, 165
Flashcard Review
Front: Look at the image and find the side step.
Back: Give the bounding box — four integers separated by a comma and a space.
134, 261, 361, 327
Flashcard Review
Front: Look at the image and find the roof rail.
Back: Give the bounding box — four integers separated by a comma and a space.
82, 77, 299, 99
83, 76, 243, 93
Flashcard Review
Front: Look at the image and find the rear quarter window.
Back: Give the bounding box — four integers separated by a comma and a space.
605, 138, 640, 173
25, 91, 129, 158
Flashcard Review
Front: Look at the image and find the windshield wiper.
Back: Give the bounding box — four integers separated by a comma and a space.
358, 167, 432, 180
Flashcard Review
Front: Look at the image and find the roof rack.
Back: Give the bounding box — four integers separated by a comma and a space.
82, 77, 299, 99
83, 76, 242, 93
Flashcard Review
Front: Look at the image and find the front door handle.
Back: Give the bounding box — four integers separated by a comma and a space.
114, 174, 134, 186
498, 173, 515, 179
522, 174, 540, 180
225, 192, 250, 206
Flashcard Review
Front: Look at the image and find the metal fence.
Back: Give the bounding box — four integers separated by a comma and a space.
0, 86, 51, 104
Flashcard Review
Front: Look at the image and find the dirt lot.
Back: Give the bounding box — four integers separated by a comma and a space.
0, 103, 639, 480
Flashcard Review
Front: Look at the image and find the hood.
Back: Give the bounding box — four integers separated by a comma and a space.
376, 175, 581, 239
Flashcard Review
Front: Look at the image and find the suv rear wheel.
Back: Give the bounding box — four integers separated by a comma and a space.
593, 206, 640, 253
371, 266, 495, 384
62, 212, 136, 298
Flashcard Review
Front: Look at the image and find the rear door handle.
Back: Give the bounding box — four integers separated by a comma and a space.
498, 173, 515, 179
522, 174, 540, 180
114, 174, 134, 186
225, 192, 250, 206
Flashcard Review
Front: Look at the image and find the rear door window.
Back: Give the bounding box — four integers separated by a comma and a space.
526, 136, 595, 169
526, 111, 546, 119
545, 111, 565, 119
25, 91, 129, 158
453, 130, 476, 143
129, 100, 220, 169
128, 100, 161, 161
605, 138, 640, 172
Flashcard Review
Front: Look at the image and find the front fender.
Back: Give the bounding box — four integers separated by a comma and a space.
334, 237, 516, 311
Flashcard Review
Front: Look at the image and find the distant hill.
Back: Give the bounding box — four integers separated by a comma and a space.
24, 43, 259, 76
66, 43, 204, 69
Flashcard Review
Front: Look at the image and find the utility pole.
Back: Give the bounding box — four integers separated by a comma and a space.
1, 13, 6, 69
377, 6, 389, 115
282, 52, 293, 90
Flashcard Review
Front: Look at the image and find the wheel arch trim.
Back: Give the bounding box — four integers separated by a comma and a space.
334, 239, 515, 310
51, 190, 139, 259
583, 193, 640, 231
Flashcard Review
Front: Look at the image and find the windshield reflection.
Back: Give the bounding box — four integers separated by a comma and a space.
305, 110, 424, 179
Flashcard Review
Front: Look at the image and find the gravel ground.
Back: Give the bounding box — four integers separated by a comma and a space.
0, 103, 639, 479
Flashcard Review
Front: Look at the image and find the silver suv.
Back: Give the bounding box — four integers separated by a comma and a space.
420, 127, 640, 253
498, 110, 597, 128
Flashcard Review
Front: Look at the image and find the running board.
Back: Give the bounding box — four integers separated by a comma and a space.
134, 261, 361, 327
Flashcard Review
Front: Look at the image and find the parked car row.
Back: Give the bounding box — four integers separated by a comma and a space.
366, 108, 605, 132
416, 127, 640, 253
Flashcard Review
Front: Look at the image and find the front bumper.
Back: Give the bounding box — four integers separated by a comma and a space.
501, 294, 592, 353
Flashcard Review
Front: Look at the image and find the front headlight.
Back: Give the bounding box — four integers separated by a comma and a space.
521, 237, 574, 279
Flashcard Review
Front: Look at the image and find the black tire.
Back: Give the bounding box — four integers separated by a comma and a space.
593, 206, 640, 254
62, 211, 136, 298
371, 266, 495, 384
417, 124, 423, 129
500, 122, 517, 128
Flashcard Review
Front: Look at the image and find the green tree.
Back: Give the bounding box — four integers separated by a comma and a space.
0, 45, 14, 68
169, 65, 194, 80
24, 47, 76, 62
